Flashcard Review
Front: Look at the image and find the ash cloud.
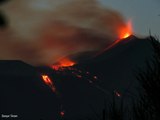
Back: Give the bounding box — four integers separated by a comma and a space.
0, 0, 127, 66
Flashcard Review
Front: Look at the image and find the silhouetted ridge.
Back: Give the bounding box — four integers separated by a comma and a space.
0, 60, 37, 76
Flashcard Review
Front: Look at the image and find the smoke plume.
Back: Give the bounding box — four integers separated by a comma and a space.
0, 0, 128, 66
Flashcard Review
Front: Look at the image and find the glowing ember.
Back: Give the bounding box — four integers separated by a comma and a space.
60, 111, 65, 117
77, 75, 82, 78
118, 20, 132, 39
115, 91, 121, 97
41, 75, 56, 93
94, 76, 98, 80
86, 72, 90, 74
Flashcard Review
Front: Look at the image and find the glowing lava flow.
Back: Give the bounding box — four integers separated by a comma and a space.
41, 75, 56, 93
41, 58, 75, 118
52, 58, 76, 70
58, 58, 75, 67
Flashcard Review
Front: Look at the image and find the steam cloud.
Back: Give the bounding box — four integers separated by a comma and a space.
0, 0, 127, 66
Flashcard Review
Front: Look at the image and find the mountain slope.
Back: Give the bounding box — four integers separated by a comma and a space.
0, 36, 154, 120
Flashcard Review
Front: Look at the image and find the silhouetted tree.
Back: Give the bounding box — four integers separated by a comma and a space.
135, 36, 160, 120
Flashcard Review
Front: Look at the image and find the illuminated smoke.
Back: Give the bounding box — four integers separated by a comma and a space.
0, 0, 132, 66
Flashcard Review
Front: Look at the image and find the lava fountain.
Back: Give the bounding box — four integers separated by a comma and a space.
118, 20, 132, 39
96, 20, 133, 56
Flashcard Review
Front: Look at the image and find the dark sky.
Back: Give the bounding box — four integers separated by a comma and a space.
99, 0, 160, 36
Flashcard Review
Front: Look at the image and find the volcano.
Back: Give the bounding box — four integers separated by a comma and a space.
0, 35, 155, 120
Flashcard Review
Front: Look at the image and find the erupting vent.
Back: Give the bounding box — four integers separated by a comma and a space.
118, 20, 132, 39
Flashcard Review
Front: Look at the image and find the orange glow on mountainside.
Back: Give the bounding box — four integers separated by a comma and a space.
52, 58, 76, 70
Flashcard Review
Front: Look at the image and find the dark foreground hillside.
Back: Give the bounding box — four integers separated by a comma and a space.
1, 36, 159, 120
